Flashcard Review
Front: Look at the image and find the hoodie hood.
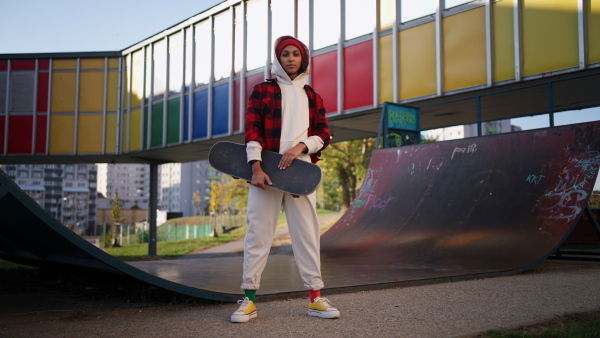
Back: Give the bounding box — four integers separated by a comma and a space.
271, 36, 310, 83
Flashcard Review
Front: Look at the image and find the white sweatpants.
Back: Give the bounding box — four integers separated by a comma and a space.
241, 183, 324, 291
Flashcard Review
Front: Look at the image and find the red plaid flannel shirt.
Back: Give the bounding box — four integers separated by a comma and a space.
245, 79, 331, 163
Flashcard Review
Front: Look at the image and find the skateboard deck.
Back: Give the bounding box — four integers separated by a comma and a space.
208, 141, 322, 196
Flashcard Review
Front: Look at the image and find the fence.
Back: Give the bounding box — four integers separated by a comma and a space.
90, 211, 246, 248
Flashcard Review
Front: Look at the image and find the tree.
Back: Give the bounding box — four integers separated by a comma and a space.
221, 175, 249, 212
209, 180, 222, 214
590, 192, 600, 208
319, 138, 376, 209
110, 189, 126, 247
192, 190, 203, 215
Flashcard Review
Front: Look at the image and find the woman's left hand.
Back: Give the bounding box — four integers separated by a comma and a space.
279, 143, 307, 169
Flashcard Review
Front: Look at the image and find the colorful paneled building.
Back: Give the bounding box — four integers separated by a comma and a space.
1, 0, 599, 165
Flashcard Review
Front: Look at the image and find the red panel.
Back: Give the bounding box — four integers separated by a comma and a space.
311, 51, 338, 114
344, 40, 373, 110
245, 72, 266, 94
233, 79, 240, 133
35, 114, 47, 154
242, 72, 267, 130
8, 116, 33, 154
0, 61, 7, 71
37, 72, 49, 112
38, 59, 50, 70
11, 60, 36, 71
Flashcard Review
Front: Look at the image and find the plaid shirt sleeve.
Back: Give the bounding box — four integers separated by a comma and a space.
244, 81, 282, 152
306, 85, 331, 163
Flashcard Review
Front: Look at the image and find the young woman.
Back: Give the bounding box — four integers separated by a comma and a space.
230, 36, 340, 323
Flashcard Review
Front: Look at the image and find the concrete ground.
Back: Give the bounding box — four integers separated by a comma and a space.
1, 260, 599, 337
1, 213, 599, 337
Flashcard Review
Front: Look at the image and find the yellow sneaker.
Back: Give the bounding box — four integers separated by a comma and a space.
230, 297, 257, 323
308, 297, 340, 319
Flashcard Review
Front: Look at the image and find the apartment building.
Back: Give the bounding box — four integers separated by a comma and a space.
0, 164, 97, 233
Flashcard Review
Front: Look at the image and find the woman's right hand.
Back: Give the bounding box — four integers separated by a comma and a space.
251, 161, 273, 189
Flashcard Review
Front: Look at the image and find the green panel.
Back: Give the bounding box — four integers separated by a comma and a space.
151, 102, 163, 148
167, 98, 181, 144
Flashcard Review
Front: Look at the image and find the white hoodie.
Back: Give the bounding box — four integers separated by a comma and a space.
246, 49, 325, 163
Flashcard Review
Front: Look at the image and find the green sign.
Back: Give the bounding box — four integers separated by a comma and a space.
385, 103, 418, 131
376, 102, 421, 149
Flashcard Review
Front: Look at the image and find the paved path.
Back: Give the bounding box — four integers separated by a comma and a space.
180, 211, 343, 259
2, 260, 600, 337
3, 211, 600, 337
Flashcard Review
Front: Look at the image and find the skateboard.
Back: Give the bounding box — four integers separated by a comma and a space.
208, 141, 322, 196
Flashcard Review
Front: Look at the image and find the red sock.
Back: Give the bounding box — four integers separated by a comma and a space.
308, 290, 321, 303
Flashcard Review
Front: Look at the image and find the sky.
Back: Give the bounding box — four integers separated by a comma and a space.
0, 0, 223, 54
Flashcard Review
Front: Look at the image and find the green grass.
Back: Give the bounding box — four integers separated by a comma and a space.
0, 260, 34, 270
105, 225, 247, 261
561, 243, 600, 250
105, 208, 340, 261
484, 311, 600, 337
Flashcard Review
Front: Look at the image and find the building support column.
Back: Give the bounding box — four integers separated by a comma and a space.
148, 163, 158, 256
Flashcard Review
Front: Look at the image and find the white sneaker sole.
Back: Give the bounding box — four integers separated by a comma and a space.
308, 309, 340, 319
230, 311, 257, 323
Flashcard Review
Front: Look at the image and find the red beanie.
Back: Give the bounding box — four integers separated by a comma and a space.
275, 37, 305, 60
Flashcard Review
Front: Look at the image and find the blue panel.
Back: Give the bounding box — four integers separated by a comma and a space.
212, 83, 229, 136
193, 90, 208, 139
184, 94, 189, 141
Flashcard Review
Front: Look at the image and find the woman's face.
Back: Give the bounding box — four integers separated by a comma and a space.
279, 44, 302, 79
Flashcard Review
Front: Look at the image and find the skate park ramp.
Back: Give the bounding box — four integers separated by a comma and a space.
0, 121, 599, 302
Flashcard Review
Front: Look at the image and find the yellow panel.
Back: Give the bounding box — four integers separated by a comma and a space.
131, 50, 145, 107
522, 0, 578, 75
123, 55, 130, 109
379, 34, 393, 104
53, 59, 77, 70
107, 71, 119, 111
49, 115, 74, 153
589, 0, 600, 63
79, 71, 105, 112
105, 113, 118, 153
77, 114, 103, 153
400, 22, 437, 99
80, 58, 105, 69
129, 109, 142, 151
121, 111, 129, 152
443, 7, 487, 91
380, 0, 394, 31
493, 0, 515, 81
51, 72, 76, 112
108, 58, 120, 68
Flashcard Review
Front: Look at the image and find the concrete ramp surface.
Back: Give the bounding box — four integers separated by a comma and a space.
0, 122, 599, 302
